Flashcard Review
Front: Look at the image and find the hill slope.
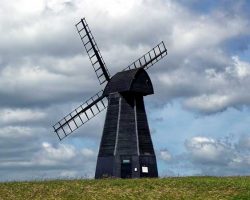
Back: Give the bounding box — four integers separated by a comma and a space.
0, 177, 250, 200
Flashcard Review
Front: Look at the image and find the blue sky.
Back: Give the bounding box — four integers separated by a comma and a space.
149, 100, 250, 175
0, 0, 250, 181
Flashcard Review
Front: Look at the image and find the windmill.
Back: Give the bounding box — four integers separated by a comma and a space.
53, 17, 167, 178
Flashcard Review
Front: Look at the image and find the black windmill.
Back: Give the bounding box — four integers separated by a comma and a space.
53, 17, 167, 178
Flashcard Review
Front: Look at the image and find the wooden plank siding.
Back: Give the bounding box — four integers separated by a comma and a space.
95, 68, 158, 178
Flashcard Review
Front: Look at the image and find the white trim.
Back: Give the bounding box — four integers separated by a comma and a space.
114, 96, 121, 155
134, 98, 140, 156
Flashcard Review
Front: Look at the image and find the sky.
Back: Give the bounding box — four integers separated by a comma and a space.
0, 0, 250, 181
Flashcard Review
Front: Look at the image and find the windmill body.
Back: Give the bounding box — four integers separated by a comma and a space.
53, 18, 167, 179
96, 68, 157, 178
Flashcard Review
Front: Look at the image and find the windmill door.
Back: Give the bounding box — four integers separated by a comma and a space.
121, 159, 132, 178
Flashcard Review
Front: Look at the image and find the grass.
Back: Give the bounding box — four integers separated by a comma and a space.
0, 176, 250, 200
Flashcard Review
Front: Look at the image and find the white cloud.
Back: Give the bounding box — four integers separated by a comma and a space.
173, 15, 248, 52
34, 142, 96, 167
181, 56, 250, 113
185, 136, 232, 164
184, 94, 230, 113
46, 0, 73, 12
0, 0, 250, 180
0, 126, 34, 138
184, 135, 250, 175
0, 140, 97, 180
0, 108, 46, 124
81, 148, 95, 157
37, 142, 77, 165
226, 56, 250, 78
0, 0, 45, 16
79, 0, 141, 18
159, 149, 172, 161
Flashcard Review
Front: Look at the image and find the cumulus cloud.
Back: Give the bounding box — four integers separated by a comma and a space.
0, 141, 97, 181
184, 136, 250, 175
158, 135, 250, 176
0, 108, 46, 125
31, 142, 97, 173
0, 0, 250, 181
0, 126, 32, 137
182, 56, 250, 113
159, 149, 172, 161
185, 136, 233, 165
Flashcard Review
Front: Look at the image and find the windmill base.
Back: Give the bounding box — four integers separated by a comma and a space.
95, 90, 158, 179
95, 155, 158, 178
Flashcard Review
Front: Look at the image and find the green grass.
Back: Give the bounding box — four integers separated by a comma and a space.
0, 177, 250, 200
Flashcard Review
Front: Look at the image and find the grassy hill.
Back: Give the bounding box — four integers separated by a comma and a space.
0, 176, 250, 200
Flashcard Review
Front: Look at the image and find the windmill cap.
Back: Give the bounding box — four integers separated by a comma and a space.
103, 68, 154, 96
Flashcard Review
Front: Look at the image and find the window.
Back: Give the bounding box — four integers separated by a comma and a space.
142, 166, 148, 173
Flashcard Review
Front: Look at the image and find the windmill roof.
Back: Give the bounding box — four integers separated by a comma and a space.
103, 68, 153, 96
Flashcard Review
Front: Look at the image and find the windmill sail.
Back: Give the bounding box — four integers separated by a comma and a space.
123, 41, 167, 71
76, 18, 110, 84
53, 90, 108, 140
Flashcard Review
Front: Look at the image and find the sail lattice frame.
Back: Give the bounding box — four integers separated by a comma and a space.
76, 18, 110, 85
53, 90, 108, 140
123, 41, 167, 71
